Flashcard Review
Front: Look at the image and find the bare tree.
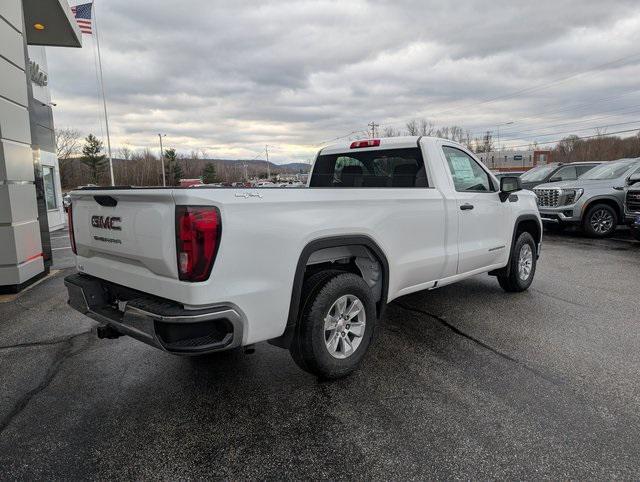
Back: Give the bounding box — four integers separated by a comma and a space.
405, 119, 419, 136
473, 131, 494, 153
117, 145, 133, 160
382, 126, 402, 137
55, 127, 82, 160
419, 119, 435, 136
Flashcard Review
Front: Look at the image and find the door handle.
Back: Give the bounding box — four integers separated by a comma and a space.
460, 203, 474, 211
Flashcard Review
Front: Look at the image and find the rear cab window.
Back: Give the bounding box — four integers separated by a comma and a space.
309, 148, 428, 188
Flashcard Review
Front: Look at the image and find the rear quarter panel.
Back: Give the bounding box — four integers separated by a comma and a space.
172, 187, 448, 344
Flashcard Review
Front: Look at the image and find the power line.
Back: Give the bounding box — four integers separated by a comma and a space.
497, 119, 640, 145
315, 53, 640, 148
480, 91, 640, 138
314, 129, 368, 146
499, 126, 640, 150
476, 106, 640, 140
424, 51, 640, 119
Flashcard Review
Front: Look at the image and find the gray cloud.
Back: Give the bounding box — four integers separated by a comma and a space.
48, 0, 640, 162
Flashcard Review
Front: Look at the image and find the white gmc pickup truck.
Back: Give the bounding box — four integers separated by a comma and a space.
65, 136, 542, 379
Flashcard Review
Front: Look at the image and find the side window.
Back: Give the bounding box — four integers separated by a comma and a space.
552, 165, 577, 181
576, 165, 595, 177
442, 146, 493, 192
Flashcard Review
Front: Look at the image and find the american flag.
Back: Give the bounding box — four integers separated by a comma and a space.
71, 2, 93, 34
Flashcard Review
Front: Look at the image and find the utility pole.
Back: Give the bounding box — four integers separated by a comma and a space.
158, 134, 166, 186
265, 145, 271, 180
368, 121, 379, 138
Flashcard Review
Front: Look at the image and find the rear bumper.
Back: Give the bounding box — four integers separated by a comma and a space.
64, 273, 244, 354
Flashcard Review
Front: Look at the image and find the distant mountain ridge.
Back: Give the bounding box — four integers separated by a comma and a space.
205, 158, 311, 173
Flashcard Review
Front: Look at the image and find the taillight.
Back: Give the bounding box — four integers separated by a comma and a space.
175, 206, 221, 282
68, 203, 77, 254
350, 139, 380, 149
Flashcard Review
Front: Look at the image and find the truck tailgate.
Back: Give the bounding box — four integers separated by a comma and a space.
71, 190, 178, 279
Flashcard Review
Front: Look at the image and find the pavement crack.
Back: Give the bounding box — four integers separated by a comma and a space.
530, 288, 591, 309
0, 331, 93, 434
393, 302, 560, 385
0, 331, 92, 351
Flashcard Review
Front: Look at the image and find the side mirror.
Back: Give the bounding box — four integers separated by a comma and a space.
627, 173, 640, 186
549, 176, 562, 182
499, 176, 522, 202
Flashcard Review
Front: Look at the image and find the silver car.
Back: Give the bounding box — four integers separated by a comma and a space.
534, 158, 640, 237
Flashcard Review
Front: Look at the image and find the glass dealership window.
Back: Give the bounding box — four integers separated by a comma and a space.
43, 165, 57, 210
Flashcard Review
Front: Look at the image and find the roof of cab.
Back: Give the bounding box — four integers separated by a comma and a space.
320, 136, 458, 155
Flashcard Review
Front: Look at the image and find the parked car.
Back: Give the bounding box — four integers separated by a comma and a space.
623, 173, 640, 241
534, 158, 640, 237
519, 161, 601, 191
64, 136, 542, 379
179, 179, 203, 187
254, 181, 278, 188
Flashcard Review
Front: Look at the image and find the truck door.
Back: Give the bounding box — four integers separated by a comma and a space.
441, 145, 511, 274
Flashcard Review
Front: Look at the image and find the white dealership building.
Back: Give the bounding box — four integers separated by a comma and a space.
0, 0, 81, 292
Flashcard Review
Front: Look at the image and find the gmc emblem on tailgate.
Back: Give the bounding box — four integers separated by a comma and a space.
91, 215, 122, 231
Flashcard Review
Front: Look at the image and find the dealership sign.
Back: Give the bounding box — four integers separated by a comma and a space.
29, 60, 48, 87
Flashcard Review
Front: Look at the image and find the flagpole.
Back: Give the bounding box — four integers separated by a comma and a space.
92, 1, 115, 186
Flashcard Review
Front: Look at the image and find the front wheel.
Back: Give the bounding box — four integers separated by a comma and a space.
290, 272, 376, 379
498, 231, 537, 292
583, 204, 617, 237
631, 226, 640, 241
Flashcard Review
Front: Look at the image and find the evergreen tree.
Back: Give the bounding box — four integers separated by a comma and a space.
202, 162, 217, 184
163, 148, 182, 186
81, 134, 106, 184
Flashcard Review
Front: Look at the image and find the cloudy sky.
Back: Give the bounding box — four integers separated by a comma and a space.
47, 0, 640, 163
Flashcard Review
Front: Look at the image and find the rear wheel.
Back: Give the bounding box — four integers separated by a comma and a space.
583, 204, 617, 237
290, 272, 376, 379
498, 231, 537, 292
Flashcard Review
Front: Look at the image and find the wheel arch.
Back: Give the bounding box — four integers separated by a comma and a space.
490, 214, 541, 277
269, 235, 389, 349
581, 196, 623, 222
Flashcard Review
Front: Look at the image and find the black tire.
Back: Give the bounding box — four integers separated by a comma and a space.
583, 203, 618, 238
498, 231, 537, 293
631, 227, 640, 242
289, 272, 376, 379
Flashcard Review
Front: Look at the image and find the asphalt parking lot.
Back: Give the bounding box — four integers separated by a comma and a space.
1, 230, 639, 479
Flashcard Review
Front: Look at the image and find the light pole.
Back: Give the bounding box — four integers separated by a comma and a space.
265, 145, 271, 180
496, 121, 514, 152
158, 134, 166, 187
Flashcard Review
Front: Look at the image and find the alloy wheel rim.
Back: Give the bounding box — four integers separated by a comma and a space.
591, 209, 613, 234
324, 294, 366, 359
518, 244, 533, 281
